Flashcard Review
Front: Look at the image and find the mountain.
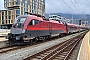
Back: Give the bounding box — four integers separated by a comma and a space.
45, 13, 90, 24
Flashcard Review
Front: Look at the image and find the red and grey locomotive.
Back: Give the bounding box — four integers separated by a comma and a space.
6, 15, 87, 44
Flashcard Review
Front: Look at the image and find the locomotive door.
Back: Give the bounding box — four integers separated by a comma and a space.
49, 21, 52, 34
64, 22, 68, 33
62, 22, 68, 33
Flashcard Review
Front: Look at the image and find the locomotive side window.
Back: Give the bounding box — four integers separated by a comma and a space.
35, 20, 38, 24
29, 20, 39, 25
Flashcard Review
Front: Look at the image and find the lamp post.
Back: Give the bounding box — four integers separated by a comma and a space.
87, 15, 89, 27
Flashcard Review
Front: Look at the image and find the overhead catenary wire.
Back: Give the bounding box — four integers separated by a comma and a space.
61, 0, 78, 14
70, 0, 81, 14
61, 0, 89, 25
73, 0, 89, 26
72, 0, 84, 19
75, 0, 89, 19
61, 0, 81, 24
61, 0, 80, 24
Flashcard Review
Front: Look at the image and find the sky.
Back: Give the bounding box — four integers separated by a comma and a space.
46, 0, 90, 14
0, 0, 90, 14
0, 0, 5, 10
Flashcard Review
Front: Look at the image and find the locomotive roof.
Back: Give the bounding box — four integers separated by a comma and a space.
18, 15, 62, 23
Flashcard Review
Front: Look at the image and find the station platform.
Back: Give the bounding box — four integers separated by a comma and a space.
77, 31, 90, 60
0, 29, 10, 36
0, 29, 10, 41
0, 31, 9, 36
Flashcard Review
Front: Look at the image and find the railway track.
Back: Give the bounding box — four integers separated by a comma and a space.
0, 32, 73, 54
0, 45, 22, 54
24, 32, 87, 60
0, 31, 87, 56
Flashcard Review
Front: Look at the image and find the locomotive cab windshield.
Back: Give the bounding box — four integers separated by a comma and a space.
13, 16, 27, 28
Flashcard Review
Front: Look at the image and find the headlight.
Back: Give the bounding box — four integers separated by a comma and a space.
16, 36, 20, 40
22, 30, 25, 33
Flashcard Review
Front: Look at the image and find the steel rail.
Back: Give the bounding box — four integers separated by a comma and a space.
64, 34, 84, 60
24, 32, 87, 60
48, 33, 85, 60
0, 32, 74, 54
41, 36, 79, 60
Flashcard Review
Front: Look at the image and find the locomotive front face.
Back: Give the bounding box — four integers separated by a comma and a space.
6, 16, 28, 42
10, 16, 27, 34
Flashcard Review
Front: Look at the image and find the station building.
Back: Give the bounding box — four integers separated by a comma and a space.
49, 15, 71, 23
0, 0, 45, 29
